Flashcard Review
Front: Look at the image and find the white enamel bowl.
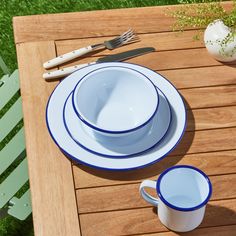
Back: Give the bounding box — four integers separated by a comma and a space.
72, 66, 159, 143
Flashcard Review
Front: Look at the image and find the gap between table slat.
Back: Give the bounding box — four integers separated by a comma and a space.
78, 198, 236, 236
55, 48, 233, 70
70, 126, 236, 164
55, 29, 205, 55
186, 105, 236, 131
76, 173, 236, 214
72, 147, 236, 189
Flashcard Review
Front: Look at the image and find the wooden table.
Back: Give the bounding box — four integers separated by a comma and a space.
13, 2, 236, 236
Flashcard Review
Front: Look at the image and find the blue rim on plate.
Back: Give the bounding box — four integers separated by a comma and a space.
71, 66, 159, 134
156, 165, 212, 211
45, 62, 187, 171
62, 86, 171, 158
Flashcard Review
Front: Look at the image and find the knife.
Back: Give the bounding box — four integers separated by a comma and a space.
43, 47, 155, 80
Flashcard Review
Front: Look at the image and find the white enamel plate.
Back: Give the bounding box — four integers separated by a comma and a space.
46, 62, 187, 170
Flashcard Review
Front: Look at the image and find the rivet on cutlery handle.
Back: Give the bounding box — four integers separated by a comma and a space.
43, 46, 94, 69
43, 62, 96, 80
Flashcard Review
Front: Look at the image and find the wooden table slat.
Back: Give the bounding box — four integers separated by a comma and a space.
144, 225, 236, 236
13, 2, 233, 43
79, 199, 236, 236
76, 173, 236, 213
73, 149, 236, 189
57, 48, 231, 71
171, 127, 236, 156
187, 106, 236, 131
181, 85, 236, 109
55, 30, 205, 55
161, 66, 236, 89
16, 41, 81, 236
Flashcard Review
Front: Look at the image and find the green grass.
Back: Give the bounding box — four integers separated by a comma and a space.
0, 0, 187, 235
0, 0, 183, 76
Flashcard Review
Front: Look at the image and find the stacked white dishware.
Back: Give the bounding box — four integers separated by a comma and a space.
46, 61, 187, 170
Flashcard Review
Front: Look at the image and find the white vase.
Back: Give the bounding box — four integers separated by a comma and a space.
204, 19, 236, 62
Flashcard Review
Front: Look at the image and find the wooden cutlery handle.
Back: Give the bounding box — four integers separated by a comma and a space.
43, 46, 93, 69
43, 62, 96, 80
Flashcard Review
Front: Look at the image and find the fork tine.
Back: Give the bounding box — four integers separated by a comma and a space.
120, 28, 133, 37
121, 30, 136, 41
121, 36, 140, 46
112, 34, 140, 48
104, 28, 138, 49
110, 29, 134, 44
127, 34, 140, 42
121, 33, 139, 44
117, 29, 136, 44
105, 30, 130, 43
120, 29, 134, 40
122, 36, 141, 46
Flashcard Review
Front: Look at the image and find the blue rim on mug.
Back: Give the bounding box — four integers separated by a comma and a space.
71, 65, 159, 134
156, 165, 212, 211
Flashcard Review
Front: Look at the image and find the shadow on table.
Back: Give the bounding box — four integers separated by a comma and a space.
167, 203, 236, 235
224, 62, 236, 68
75, 98, 195, 181
203, 203, 236, 226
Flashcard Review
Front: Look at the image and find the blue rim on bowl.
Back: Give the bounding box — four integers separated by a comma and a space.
71, 66, 159, 134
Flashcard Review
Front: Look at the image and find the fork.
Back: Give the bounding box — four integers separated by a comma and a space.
43, 29, 139, 69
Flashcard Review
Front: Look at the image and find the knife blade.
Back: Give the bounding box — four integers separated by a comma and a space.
43, 47, 155, 81
96, 47, 155, 63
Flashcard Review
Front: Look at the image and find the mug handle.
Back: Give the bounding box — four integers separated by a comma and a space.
139, 180, 158, 206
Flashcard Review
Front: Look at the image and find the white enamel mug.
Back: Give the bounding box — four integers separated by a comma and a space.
139, 165, 212, 232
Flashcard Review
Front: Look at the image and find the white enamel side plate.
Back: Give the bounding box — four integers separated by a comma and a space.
46, 62, 187, 171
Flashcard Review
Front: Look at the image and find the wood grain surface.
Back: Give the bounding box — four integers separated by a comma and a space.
146, 225, 236, 236
73, 149, 236, 189
55, 30, 205, 54
76, 174, 236, 213
13, 2, 233, 43
79, 199, 236, 236
13, 1, 236, 236
16, 42, 81, 236
56, 48, 229, 70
